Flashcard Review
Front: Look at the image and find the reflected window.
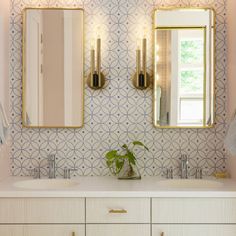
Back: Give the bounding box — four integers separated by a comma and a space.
178, 35, 204, 125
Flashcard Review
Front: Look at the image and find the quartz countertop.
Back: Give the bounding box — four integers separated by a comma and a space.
0, 176, 236, 198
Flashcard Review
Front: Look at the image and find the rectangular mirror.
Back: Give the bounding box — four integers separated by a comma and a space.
23, 8, 84, 128
154, 8, 215, 128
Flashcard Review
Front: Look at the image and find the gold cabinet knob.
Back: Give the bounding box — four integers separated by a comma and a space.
109, 209, 128, 214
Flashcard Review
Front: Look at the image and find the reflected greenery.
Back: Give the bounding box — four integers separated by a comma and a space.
180, 70, 203, 94
181, 40, 203, 64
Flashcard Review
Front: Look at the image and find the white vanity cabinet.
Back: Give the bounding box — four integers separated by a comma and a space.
87, 224, 150, 236
153, 225, 236, 236
0, 225, 84, 236
86, 198, 150, 236
152, 198, 236, 236
0, 198, 85, 236
0, 225, 85, 236
0, 198, 85, 223
23, 225, 84, 236
1, 197, 236, 236
86, 198, 150, 223
0, 225, 24, 236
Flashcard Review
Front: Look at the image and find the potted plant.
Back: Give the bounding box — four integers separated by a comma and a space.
105, 141, 149, 180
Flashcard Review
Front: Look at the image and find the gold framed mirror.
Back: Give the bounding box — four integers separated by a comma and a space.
153, 8, 215, 128
22, 8, 84, 128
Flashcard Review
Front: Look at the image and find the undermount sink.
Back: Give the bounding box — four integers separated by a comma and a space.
13, 179, 79, 190
156, 179, 223, 188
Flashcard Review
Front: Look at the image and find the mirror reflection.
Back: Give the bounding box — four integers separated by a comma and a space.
23, 9, 84, 128
154, 9, 215, 128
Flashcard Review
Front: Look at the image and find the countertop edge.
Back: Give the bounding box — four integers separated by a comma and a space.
1, 191, 236, 198
0, 177, 236, 198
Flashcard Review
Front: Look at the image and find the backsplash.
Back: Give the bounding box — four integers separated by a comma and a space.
10, 0, 227, 177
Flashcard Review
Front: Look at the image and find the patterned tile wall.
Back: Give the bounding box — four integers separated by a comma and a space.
10, 0, 227, 177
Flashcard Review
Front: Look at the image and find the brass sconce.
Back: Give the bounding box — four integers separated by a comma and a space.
132, 36, 150, 90
87, 34, 105, 89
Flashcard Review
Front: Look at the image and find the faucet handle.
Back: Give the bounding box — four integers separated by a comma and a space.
64, 167, 78, 179
181, 154, 188, 161
29, 167, 41, 179
166, 167, 173, 179
48, 154, 56, 161
195, 168, 203, 179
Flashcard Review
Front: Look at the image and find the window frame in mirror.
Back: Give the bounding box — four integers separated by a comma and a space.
22, 7, 85, 128
153, 8, 216, 129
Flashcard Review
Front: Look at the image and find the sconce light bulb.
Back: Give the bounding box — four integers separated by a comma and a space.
136, 38, 141, 50
156, 74, 160, 80
97, 26, 101, 39
156, 55, 160, 62
91, 38, 95, 50
156, 44, 160, 52
143, 25, 148, 38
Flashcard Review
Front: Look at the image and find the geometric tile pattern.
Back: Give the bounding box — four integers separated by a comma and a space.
10, 0, 227, 177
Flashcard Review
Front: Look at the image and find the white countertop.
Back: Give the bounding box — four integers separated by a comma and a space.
0, 176, 236, 198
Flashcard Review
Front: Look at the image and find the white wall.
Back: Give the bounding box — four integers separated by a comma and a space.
0, 0, 10, 180
227, 0, 236, 179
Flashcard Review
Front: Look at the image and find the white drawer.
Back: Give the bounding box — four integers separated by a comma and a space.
86, 198, 150, 223
25, 198, 85, 223
153, 225, 236, 236
152, 198, 236, 223
0, 225, 85, 236
0, 199, 25, 223
24, 225, 85, 236
0, 198, 85, 223
87, 224, 150, 236
0, 225, 24, 236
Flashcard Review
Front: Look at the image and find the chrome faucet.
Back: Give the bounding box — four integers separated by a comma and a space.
48, 154, 56, 179
180, 154, 188, 179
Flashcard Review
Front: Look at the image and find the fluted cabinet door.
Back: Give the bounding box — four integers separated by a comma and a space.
87, 224, 150, 236
152, 198, 236, 224
0, 225, 24, 236
23, 225, 85, 236
153, 225, 236, 236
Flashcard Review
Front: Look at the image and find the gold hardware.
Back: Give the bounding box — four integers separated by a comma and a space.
161, 232, 164, 236
72, 232, 76, 236
109, 209, 128, 214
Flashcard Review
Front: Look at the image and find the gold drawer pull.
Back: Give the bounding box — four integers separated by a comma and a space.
109, 209, 128, 214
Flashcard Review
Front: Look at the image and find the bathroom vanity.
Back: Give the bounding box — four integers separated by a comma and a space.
0, 177, 236, 236
2, 4, 230, 236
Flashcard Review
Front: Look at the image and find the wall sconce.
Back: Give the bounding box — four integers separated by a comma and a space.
87, 31, 105, 89
132, 36, 150, 90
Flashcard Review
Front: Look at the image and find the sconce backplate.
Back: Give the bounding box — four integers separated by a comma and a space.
87, 72, 106, 90
132, 72, 151, 90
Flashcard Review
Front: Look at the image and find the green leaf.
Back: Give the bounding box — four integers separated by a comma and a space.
132, 141, 149, 151
106, 159, 113, 168
105, 150, 118, 160
122, 144, 129, 150
115, 159, 124, 174
127, 151, 136, 165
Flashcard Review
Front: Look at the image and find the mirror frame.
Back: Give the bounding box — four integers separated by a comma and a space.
153, 7, 216, 129
22, 7, 85, 128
